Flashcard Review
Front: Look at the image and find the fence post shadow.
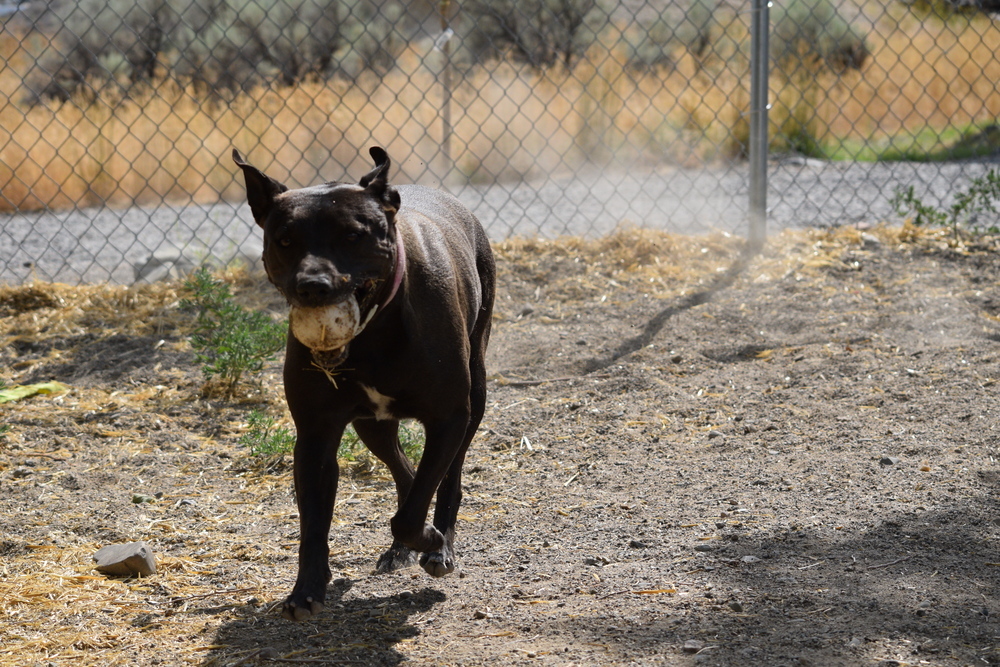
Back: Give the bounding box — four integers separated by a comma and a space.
582, 241, 761, 374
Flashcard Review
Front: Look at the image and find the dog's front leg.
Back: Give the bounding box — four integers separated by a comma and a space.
283, 426, 344, 622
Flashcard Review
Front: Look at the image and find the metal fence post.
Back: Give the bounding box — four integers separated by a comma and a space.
439, 0, 454, 182
748, 0, 770, 251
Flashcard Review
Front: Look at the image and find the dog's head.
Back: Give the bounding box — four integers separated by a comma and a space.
233, 147, 402, 312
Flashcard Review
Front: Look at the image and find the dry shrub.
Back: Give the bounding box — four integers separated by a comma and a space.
1, 14, 1000, 214
817, 17, 1000, 143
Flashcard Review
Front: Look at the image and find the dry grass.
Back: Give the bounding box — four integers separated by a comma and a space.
801, 15, 1000, 146
0, 16, 998, 214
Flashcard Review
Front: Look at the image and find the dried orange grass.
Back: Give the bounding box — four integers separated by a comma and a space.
814, 16, 1000, 143
3, 16, 998, 214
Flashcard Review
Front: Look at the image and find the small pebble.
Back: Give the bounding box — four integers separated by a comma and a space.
879, 456, 901, 466
728, 601, 744, 612
682, 639, 704, 654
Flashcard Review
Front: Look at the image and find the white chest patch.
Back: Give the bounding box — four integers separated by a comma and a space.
361, 384, 395, 421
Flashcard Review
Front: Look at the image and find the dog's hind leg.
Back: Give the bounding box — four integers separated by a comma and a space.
419, 339, 490, 577
352, 418, 419, 572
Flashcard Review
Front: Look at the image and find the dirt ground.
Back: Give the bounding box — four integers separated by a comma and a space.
2, 226, 1000, 666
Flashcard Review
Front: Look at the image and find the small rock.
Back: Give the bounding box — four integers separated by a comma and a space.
707, 430, 724, 440
740, 555, 760, 564
860, 232, 881, 248
728, 601, 744, 612
879, 456, 901, 466
628, 539, 649, 549
670, 354, 683, 364
694, 544, 714, 552
473, 609, 492, 620
12, 467, 31, 479
258, 648, 280, 659
94, 541, 157, 577
584, 556, 610, 566
682, 639, 705, 654
846, 636, 864, 648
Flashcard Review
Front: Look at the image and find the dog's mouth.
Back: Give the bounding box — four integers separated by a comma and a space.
310, 345, 350, 375
297, 277, 382, 376
288, 277, 380, 312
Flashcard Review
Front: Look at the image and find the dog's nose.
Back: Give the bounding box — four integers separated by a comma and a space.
295, 270, 350, 301
296, 274, 333, 299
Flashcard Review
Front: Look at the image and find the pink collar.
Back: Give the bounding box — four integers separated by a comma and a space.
356, 232, 405, 334
384, 231, 405, 306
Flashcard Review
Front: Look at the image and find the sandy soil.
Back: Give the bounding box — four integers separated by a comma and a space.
1, 226, 999, 666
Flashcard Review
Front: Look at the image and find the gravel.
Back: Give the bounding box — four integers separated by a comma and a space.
1, 157, 997, 285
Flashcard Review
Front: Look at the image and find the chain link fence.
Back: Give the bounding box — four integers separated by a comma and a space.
0, 0, 999, 284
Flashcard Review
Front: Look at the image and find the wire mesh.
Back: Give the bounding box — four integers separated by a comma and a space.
0, 0, 999, 284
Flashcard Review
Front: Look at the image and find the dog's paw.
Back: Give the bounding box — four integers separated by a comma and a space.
375, 541, 418, 573
419, 550, 455, 578
281, 596, 324, 622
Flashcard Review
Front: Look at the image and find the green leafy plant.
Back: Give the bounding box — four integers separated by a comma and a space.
28, 0, 405, 102
182, 267, 287, 396
239, 409, 296, 457
337, 421, 425, 466
769, 0, 869, 157
892, 168, 1000, 234
458, 0, 608, 69
0, 380, 8, 444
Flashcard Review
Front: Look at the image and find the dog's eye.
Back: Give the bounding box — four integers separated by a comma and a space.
345, 232, 361, 243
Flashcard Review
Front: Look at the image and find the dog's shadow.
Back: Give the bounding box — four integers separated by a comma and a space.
201, 579, 446, 665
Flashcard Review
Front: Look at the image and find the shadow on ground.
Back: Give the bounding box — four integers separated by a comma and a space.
202, 581, 447, 666
562, 500, 1000, 666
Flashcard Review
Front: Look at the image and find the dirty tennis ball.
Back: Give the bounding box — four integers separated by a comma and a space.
289, 298, 360, 351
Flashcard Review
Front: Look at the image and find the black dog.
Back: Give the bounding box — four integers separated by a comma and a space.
233, 147, 495, 621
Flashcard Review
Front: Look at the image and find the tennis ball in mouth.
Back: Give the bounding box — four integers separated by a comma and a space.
289, 297, 360, 351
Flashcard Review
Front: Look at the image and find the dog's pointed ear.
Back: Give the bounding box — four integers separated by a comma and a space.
233, 149, 288, 227
359, 146, 400, 218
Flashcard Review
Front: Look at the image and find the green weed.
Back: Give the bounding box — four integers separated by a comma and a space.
337, 421, 425, 467
892, 168, 1000, 234
0, 379, 8, 443
181, 268, 287, 397
239, 409, 296, 457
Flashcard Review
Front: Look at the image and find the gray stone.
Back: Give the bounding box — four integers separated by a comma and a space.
93, 541, 157, 577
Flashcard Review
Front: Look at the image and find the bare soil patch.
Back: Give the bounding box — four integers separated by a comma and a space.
2, 227, 1000, 666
